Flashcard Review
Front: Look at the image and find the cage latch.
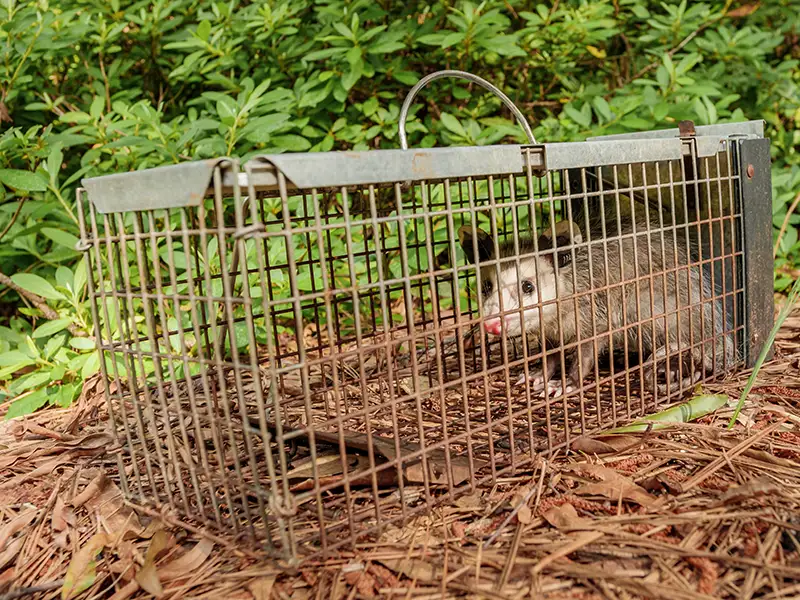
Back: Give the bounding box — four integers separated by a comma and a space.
678, 120, 696, 138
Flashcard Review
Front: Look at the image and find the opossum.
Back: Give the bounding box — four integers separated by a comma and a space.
458, 204, 737, 397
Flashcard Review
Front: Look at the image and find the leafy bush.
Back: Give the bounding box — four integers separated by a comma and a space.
1, 0, 799, 417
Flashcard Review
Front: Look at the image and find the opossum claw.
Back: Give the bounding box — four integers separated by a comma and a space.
540, 380, 577, 398
513, 369, 546, 389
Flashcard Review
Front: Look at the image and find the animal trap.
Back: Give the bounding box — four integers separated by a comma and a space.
77, 72, 774, 563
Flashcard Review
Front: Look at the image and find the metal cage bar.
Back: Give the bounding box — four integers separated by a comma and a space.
76, 122, 771, 563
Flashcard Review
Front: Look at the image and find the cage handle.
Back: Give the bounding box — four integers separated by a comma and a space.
398, 70, 536, 150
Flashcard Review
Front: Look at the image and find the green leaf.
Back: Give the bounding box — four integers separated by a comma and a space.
42, 228, 79, 249
81, 352, 100, 379
592, 97, 613, 121
56, 266, 73, 291
243, 113, 292, 143
11, 274, 66, 301
480, 35, 526, 57
89, 96, 104, 120
604, 394, 728, 434
653, 102, 669, 121
70, 337, 96, 351
367, 41, 405, 54
564, 105, 591, 128
269, 135, 312, 152
393, 71, 419, 85
439, 113, 467, 137
0, 351, 35, 368
33, 319, 73, 339
5, 389, 49, 420
11, 371, 51, 394
0, 169, 48, 192
47, 145, 64, 183
341, 59, 364, 91
73, 262, 87, 297
196, 20, 211, 42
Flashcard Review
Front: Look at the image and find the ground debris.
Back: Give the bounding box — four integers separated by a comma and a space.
0, 308, 799, 599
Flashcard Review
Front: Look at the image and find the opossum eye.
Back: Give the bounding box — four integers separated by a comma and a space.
521, 280, 534, 294
481, 278, 493, 296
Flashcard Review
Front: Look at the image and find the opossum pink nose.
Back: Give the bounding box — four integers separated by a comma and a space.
484, 318, 503, 335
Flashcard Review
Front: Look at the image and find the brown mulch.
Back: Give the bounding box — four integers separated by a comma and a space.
1, 304, 800, 600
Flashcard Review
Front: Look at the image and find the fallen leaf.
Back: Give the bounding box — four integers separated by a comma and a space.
134, 529, 171, 597
571, 435, 641, 454
0, 537, 23, 570
0, 453, 74, 489
720, 476, 782, 503
454, 492, 483, 510
51, 433, 113, 452
71, 471, 107, 508
404, 452, 482, 486
23, 423, 75, 441
569, 464, 656, 507
283, 452, 356, 481
639, 474, 682, 495
0, 508, 37, 551
52, 496, 69, 532
159, 538, 214, 581
378, 518, 446, 547
343, 568, 376, 597
377, 558, 440, 583
62, 532, 110, 600
84, 481, 142, 539
54, 530, 70, 549
248, 575, 276, 600
542, 503, 592, 531
369, 563, 400, 589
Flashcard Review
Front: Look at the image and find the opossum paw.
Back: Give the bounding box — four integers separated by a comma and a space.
514, 369, 546, 389
541, 380, 577, 398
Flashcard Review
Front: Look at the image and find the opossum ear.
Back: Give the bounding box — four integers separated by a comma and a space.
552, 220, 583, 245
551, 220, 583, 268
458, 225, 494, 264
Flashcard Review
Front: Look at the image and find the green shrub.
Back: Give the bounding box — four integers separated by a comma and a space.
1, 0, 799, 417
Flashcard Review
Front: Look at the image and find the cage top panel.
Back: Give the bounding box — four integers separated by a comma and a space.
587, 119, 764, 142
80, 120, 765, 214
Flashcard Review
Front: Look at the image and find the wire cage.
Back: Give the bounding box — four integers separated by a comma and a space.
77, 72, 774, 563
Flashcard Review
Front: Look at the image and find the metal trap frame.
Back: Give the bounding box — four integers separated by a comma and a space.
77, 72, 774, 563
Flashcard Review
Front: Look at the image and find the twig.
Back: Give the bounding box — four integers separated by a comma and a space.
0, 580, 64, 600
483, 480, 538, 549
0, 198, 25, 244
773, 190, 800, 258
0, 269, 85, 337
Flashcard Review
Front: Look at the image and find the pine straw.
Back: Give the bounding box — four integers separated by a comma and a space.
1, 304, 800, 600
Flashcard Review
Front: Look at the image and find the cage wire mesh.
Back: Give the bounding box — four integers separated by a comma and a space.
77, 74, 773, 563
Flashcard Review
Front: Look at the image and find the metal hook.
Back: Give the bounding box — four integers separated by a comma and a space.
398, 70, 536, 150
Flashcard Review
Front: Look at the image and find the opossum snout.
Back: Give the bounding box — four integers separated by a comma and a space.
484, 318, 503, 335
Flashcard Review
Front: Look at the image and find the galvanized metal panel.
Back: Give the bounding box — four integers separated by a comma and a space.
246, 145, 527, 189
238, 138, 707, 191
738, 137, 775, 366
82, 158, 231, 214
587, 119, 765, 142
541, 138, 684, 170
